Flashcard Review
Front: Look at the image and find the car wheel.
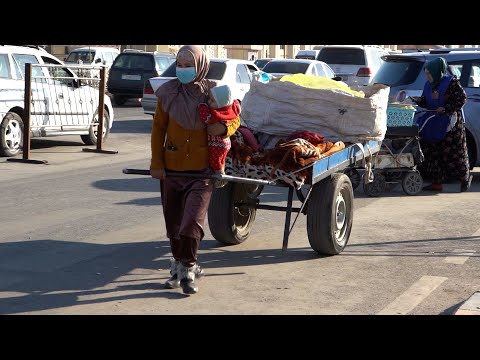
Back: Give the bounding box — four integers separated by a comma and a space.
0, 112, 24, 157
113, 95, 127, 106
81, 110, 110, 146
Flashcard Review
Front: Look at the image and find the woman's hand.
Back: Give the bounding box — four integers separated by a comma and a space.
207, 122, 227, 136
151, 168, 166, 180
410, 96, 420, 104
436, 107, 445, 113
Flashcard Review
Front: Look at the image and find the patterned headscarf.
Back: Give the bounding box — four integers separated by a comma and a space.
155, 45, 216, 129
425, 57, 448, 89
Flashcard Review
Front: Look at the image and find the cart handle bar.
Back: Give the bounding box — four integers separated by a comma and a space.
122, 168, 275, 186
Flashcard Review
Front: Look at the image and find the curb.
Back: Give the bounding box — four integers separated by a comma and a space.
454, 292, 480, 315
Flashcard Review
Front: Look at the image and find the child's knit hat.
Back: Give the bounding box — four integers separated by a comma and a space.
210, 85, 232, 108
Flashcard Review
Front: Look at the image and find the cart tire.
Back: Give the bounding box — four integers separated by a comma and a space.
402, 170, 423, 195
344, 168, 361, 190
208, 182, 257, 245
307, 173, 353, 255
363, 172, 386, 197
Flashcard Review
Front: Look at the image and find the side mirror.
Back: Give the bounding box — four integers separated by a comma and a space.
64, 56, 67, 61
95, 58, 102, 64
332, 76, 342, 81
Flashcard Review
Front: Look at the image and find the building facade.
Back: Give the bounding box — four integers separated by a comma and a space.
46, 45, 478, 62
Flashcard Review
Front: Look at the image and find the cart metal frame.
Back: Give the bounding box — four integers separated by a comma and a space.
123, 140, 381, 255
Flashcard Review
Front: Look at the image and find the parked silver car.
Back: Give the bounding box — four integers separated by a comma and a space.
317, 45, 389, 86
141, 58, 260, 115
372, 49, 480, 168
262, 58, 337, 79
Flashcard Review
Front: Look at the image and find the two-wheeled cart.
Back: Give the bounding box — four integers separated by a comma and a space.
123, 140, 381, 256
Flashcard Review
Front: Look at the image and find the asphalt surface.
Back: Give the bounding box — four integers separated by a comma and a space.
0, 100, 479, 315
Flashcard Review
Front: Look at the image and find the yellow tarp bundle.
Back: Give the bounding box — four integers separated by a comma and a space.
279, 73, 365, 98
388, 103, 416, 110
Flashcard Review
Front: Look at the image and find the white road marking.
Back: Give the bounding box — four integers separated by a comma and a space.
444, 249, 476, 264
377, 275, 448, 315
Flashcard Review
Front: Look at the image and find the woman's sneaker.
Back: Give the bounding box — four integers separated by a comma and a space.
164, 258, 180, 289
178, 263, 199, 295
165, 261, 204, 290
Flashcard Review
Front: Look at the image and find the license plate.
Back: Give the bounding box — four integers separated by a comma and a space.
342, 76, 349, 81
121, 74, 141, 80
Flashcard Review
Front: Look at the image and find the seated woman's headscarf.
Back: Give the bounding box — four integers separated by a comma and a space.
425, 57, 448, 89
155, 45, 217, 130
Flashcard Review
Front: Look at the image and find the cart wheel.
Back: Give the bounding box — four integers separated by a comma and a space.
307, 173, 353, 255
344, 168, 361, 190
208, 182, 256, 245
402, 170, 423, 195
363, 172, 386, 197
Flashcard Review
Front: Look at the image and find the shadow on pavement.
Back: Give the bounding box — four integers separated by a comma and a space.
0, 239, 319, 314
116, 197, 161, 206
30, 139, 84, 151
110, 119, 152, 134
92, 177, 159, 192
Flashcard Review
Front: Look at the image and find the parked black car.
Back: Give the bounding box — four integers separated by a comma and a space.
107, 50, 175, 105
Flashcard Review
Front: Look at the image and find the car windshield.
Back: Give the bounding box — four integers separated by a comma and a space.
318, 48, 366, 65
372, 59, 424, 87
161, 61, 227, 80
254, 59, 270, 68
262, 61, 309, 74
65, 51, 95, 63
155, 55, 175, 73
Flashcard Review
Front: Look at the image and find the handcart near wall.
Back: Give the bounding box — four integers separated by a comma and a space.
123, 139, 381, 256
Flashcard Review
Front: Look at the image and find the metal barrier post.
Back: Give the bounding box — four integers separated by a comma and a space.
7, 63, 48, 164
23, 63, 31, 159
83, 66, 118, 155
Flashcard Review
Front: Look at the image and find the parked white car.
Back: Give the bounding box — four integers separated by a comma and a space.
0, 45, 114, 157
261, 58, 338, 79
317, 45, 390, 86
141, 58, 260, 115
64, 46, 120, 81
64, 46, 120, 68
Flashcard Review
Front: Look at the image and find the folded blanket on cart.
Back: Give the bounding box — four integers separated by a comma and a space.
225, 130, 345, 189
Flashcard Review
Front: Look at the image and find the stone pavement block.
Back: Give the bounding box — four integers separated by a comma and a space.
454, 292, 480, 315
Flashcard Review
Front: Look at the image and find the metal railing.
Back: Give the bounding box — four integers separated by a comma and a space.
8, 63, 116, 164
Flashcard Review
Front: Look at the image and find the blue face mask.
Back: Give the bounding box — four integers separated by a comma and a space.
176, 67, 197, 84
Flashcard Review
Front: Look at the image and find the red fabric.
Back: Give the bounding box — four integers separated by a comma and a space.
198, 100, 240, 170
208, 135, 231, 171
198, 100, 240, 125
210, 99, 241, 123
286, 131, 325, 146
198, 99, 240, 125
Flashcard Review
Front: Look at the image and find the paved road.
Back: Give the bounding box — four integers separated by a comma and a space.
0, 102, 479, 315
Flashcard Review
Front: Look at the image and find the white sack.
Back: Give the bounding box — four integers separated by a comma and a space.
241, 81, 389, 143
